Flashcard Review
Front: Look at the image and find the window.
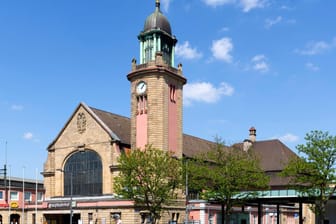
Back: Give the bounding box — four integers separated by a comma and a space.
169, 84, 176, 103
137, 95, 147, 114
170, 213, 179, 223
10, 192, 18, 200
37, 192, 43, 201
63, 150, 102, 196
144, 39, 153, 63
162, 44, 171, 65
0, 191, 3, 199
24, 192, 32, 201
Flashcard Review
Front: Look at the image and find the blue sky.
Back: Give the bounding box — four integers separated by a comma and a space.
1, 0, 335, 179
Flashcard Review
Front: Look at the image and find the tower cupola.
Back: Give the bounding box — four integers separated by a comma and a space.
138, 0, 177, 66
144, 0, 172, 35
128, 0, 186, 157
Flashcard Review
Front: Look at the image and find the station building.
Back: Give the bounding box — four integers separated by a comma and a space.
0, 175, 44, 224
0, 0, 322, 223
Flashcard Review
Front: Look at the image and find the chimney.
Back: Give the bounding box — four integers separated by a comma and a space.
249, 127, 256, 142
243, 139, 252, 152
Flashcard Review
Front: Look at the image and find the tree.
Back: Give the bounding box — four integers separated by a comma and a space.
187, 138, 269, 224
113, 145, 183, 224
281, 130, 336, 224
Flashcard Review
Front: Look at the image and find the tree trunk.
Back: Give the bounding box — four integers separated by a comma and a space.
221, 203, 225, 224
224, 212, 230, 224
220, 203, 231, 224
316, 200, 326, 224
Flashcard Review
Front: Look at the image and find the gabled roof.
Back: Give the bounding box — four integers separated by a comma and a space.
87, 106, 217, 157
89, 107, 130, 145
253, 139, 297, 171
47, 102, 121, 150
88, 106, 297, 171
234, 140, 297, 172
182, 134, 217, 158
233, 140, 298, 187
48, 103, 297, 184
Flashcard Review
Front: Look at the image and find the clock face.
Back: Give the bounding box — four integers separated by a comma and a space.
136, 81, 147, 94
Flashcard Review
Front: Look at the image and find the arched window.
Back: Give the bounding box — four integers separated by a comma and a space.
144, 38, 154, 63
63, 150, 102, 196
162, 43, 171, 66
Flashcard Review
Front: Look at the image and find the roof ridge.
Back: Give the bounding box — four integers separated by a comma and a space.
183, 133, 214, 142
89, 106, 130, 120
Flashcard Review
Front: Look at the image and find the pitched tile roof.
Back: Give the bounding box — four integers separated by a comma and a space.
90, 107, 131, 144
89, 105, 297, 187
233, 140, 298, 187
89, 106, 219, 155
234, 140, 297, 172
182, 134, 218, 158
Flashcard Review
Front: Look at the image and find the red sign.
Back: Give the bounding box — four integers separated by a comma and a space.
0, 203, 8, 208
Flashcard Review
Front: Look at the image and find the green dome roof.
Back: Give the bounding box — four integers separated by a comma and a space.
143, 1, 172, 35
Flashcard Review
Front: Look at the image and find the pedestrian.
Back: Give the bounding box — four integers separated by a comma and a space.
113, 214, 122, 224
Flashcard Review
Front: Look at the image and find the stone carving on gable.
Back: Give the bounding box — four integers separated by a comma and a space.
77, 112, 86, 134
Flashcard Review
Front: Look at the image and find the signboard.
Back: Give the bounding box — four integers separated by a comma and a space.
48, 202, 70, 209
0, 203, 8, 208
10, 201, 19, 208
48, 201, 77, 209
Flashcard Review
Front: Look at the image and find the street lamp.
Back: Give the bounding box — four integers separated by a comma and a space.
56, 169, 73, 224
185, 160, 189, 224
0, 164, 7, 201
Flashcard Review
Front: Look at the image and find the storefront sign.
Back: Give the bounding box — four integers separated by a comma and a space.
48, 201, 77, 209
10, 201, 19, 208
0, 203, 9, 208
48, 202, 70, 209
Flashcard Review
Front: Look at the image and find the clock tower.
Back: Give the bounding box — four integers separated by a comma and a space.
127, 0, 186, 158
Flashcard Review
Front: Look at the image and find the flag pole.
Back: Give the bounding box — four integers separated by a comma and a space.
35, 168, 38, 224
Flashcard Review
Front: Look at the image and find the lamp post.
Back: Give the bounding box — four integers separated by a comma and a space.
1, 140, 8, 203
185, 160, 188, 224
57, 169, 73, 224
0, 165, 7, 200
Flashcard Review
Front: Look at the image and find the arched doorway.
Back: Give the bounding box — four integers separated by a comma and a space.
10, 214, 20, 224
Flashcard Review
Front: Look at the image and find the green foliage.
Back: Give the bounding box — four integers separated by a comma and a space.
281, 130, 336, 224
187, 137, 269, 223
113, 145, 183, 223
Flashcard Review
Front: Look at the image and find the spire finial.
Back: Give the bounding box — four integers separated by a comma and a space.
156, 0, 160, 11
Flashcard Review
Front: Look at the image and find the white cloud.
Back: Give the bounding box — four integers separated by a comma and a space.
23, 132, 34, 140
265, 16, 282, 29
305, 62, 319, 71
253, 61, 269, 72
278, 133, 299, 143
251, 54, 269, 72
175, 41, 202, 60
240, 0, 266, 12
11, 104, 24, 111
295, 39, 335, 55
252, 54, 266, 62
203, 0, 234, 7
184, 81, 234, 106
203, 0, 266, 12
211, 37, 233, 63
